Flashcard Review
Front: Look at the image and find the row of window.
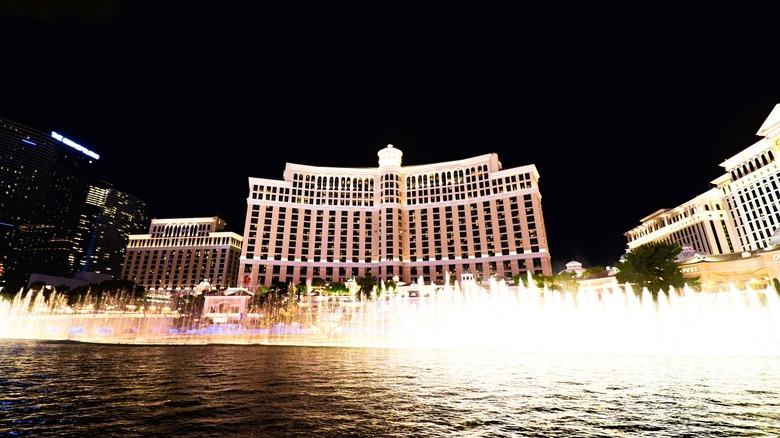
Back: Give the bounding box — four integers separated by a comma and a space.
244, 195, 541, 261
242, 256, 546, 286
728, 149, 776, 181
149, 222, 213, 238
728, 171, 780, 250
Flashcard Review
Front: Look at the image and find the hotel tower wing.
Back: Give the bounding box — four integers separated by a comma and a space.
239, 145, 552, 288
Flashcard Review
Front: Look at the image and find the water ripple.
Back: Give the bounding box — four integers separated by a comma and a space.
1, 341, 779, 437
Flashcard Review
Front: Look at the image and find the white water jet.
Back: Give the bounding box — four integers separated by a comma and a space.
1, 283, 779, 355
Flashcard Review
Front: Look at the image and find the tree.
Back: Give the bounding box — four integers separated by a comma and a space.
0, 279, 27, 300
327, 282, 348, 294
553, 271, 579, 293
295, 283, 308, 299
615, 242, 685, 294
511, 273, 544, 288
355, 275, 377, 300
270, 281, 289, 296
684, 276, 702, 292
581, 266, 607, 278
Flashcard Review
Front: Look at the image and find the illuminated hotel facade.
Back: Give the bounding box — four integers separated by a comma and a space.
626, 104, 780, 255
121, 217, 242, 290
239, 145, 552, 288
0, 117, 99, 281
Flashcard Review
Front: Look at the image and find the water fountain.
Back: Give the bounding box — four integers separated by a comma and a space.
0, 288, 176, 343
2, 276, 779, 354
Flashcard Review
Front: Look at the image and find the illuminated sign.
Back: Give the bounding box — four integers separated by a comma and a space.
51, 131, 100, 160
681, 267, 698, 273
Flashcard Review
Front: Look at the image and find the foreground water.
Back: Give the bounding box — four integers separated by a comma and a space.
1, 341, 779, 437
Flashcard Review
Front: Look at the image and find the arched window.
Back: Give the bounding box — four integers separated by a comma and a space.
769, 150, 775, 161
762, 154, 769, 166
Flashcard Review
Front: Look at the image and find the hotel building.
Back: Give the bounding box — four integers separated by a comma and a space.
121, 217, 243, 291
0, 117, 98, 281
239, 145, 552, 288
626, 104, 780, 255
78, 183, 149, 276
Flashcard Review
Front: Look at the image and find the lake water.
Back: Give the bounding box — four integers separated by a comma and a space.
1, 340, 779, 437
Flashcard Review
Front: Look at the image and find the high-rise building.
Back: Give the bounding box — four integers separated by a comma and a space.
78, 183, 149, 276
121, 217, 243, 291
625, 104, 780, 254
0, 117, 99, 281
239, 145, 552, 289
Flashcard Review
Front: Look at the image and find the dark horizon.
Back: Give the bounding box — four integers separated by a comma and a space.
3, 3, 779, 271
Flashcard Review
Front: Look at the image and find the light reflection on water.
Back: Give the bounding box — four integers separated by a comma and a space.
1, 341, 779, 437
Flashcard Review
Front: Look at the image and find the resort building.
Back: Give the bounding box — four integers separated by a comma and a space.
239, 145, 552, 289
626, 104, 780, 256
625, 188, 736, 255
121, 217, 243, 291
716, 105, 780, 251
677, 230, 780, 293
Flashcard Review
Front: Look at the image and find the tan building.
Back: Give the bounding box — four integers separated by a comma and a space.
240, 145, 552, 288
626, 104, 780, 256
121, 217, 243, 291
625, 188, 736, 255
577, 269, 619, 295
678, 246, 780, 293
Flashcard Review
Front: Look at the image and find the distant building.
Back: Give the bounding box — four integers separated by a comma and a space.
677, 245, 780, 293
202, 291, 252, 323
559, 260, 586, 276
78, 183, 148, 276
625, 188, 735, 256
239, 145, 552, 289
0, 117, 99, 281
121, 217, 243, 291
625, 104, 780, 257
577, 268, 619, 295
27, 271, 113, 291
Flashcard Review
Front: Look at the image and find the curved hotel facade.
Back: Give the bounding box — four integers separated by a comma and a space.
239, 145, 552, 288
626, 104, 780, 257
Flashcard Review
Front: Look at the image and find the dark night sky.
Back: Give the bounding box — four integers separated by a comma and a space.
2, 2, 778, 271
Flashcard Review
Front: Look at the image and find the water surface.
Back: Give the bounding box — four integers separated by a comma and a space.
1, 341, 778, 437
